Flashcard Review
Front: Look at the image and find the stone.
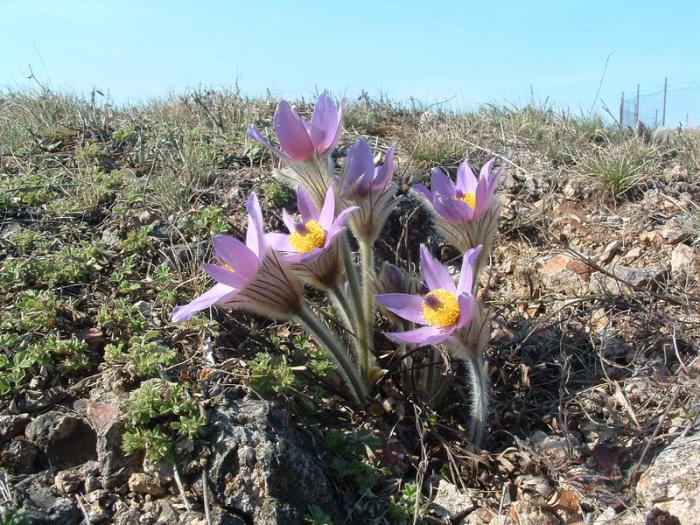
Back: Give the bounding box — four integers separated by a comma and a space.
175, 510, 247, 525
671, 244, 696, 276
207, 399, 337, 525
591, 265, 664, 292
4, 438, 40, 474
660, 217, 693, 244
25, 412, 98, 470
0, 413, 31, 441
431, 479, 475, 518
593, 506, 645, 524
539, 254, 590, 295
505, 500, 559, 525
529, 431, 580, 462
101, 228, 121, 246
55, 469, 83, 494
13, 484, 80, 525
599, 240, 622, 264
637, 433, 700, 524
128, 472, 166, 496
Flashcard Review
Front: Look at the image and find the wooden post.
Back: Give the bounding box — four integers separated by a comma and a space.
634, 84, 640, 125
662, 77, 668, 127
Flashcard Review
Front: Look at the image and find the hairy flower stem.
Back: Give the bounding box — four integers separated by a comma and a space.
465, 351, 490, 445
329, 284, 355, 335
359, 239, 375, 381
340, 235, 370, 376
295, 305, 368, 406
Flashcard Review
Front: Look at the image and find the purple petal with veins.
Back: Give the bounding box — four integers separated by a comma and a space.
456, 159, 478, 193
430, 168, 455, 197
211, 235, 258, 276
420, 245, 456, 293
317, 185, 336, 229
384, 325, 450, 345
274, 100, 315, 162
245, 193, 265, 258
171, 283, 236, 322
457, 246, 482, 295
376, 293, 426, 324
296, 186, 318, 223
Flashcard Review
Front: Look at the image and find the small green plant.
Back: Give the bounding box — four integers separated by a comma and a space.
10, 290, 60, 332
582, 141, 656, 200
248, 352, 296, 397
112, 126, 136, 143
121, 225, 153, 252
184, 205, 229, 237
388, 482, 425, 524
261, 181, 289, 207
9, 229, 51, 255
105, 331, 178, 378
97, 299, 150, 339
123, 379, 204, 461
0, 507, 30, 525
326, 429, 382, 491
305, 505, 333, 525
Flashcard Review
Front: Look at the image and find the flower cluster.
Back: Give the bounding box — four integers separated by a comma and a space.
172, 92, 502, 443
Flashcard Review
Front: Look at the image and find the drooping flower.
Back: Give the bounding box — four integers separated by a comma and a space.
413, 158, 500, 223
266, 185, 357, 289
337, 139, 397, 244
248, 92, 344, 207
375, 245, 482, 345
171, 193, 302, 322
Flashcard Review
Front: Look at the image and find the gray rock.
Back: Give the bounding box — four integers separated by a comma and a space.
0, 413, 31, 441
671, 244, 697, 276
14, 484, 80, 525
637, 433, 700, 524
207, 399, 337, 525
591, 265, 665, 292
5, 438, 40, 474
25, 412, 97, 469
128, 472, 166, 496
431, 478, 474, 519
101, 228, 121, 246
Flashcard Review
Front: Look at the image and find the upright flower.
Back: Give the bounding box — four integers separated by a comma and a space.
413, 158, 501, 282
171, 193, 302, 322
338, 138, 397, 244
266, 185, 357, 289
375, 245, 482, 345
413, 158, 500, 224
248, 92, 344, 206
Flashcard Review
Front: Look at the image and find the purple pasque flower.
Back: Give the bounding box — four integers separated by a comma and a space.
413, 158, 500, 224
338, 139, 397, 243
267, 185, 357, 263
375, 245, 482, 345
171, 193, 302, 322
247, 91, 344, 163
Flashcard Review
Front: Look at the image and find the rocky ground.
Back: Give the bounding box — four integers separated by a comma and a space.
0, 90, 698, 524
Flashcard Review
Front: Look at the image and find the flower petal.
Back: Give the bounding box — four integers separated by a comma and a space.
317, 185, 336, 229
245, 192, 265, 258
456, 159, 478, 193
309, 92, 340, 154
384, 325, 449, 345
433, 194, 474, 223
274, 100, 315, 162
375, 293, 426, 324
343, 139, 374, 192
296, 186, 319, 223
430, 168, 455, 197
247, 125, 292, 162
202, 263, 248, 289
281, 208, 297, 233
171, 283, 236, 322
211, 235, 258, 276
265, 232, 292, 252
420, 245, 456, 293
412, 183, 432, 201
457, 246, 482, 295
455, 293, 477, 329
371, 144, 395, 193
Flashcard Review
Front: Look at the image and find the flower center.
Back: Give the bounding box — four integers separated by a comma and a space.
421, 288, 460, 327
289, 220, 326, 253
455, 190, 476, 209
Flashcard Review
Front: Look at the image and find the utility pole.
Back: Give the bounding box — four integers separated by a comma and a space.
620, 92, 625, 128
662, 77, 668, 127
634, 84, 640, 125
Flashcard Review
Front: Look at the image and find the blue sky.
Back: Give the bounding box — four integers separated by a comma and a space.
1, 1, 699, 124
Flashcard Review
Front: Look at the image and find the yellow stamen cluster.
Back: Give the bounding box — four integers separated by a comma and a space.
457, 191, 476, 209
421, 288, 460, 327
289, 220, 326, 253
